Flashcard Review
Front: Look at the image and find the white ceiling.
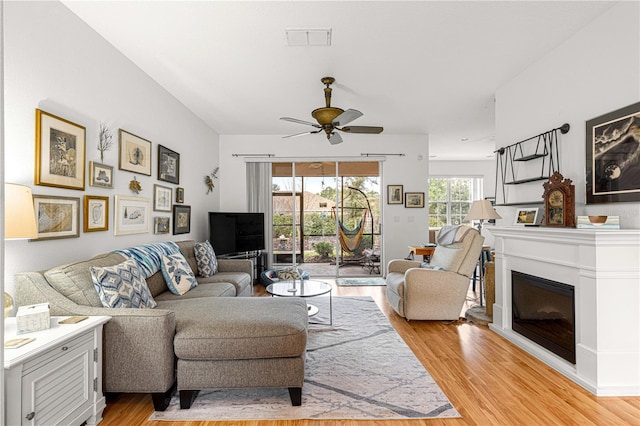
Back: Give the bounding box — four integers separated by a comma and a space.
62, 1, 615, 160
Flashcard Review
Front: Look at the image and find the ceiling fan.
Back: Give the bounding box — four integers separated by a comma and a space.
280, 77, 384, 145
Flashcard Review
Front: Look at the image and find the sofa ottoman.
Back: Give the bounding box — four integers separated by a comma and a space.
165, 297, 309, 408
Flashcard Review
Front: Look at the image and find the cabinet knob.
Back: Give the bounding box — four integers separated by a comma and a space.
26, 412, 35, 420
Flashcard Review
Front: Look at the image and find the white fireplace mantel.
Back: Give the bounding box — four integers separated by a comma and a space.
489, 226, 640, 396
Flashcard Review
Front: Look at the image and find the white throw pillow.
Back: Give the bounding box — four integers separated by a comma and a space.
161, 253, 198, 295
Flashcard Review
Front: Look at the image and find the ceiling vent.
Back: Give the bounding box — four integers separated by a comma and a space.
285, 28, 332, 46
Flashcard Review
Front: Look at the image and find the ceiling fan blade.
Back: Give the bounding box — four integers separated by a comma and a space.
328, 132, 343, 145
332, 108, 363, 126
340, 126, 384, 134
280, 117, 321, 128
282, 129, 321, 139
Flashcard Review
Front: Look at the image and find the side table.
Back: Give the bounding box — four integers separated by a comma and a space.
4, 315, 111, 426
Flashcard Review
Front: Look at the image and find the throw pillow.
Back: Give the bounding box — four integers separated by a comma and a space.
277, 267, 302, 280
90, 259, 157, 308
194, 240, 218, 277
161, 253, 198, 295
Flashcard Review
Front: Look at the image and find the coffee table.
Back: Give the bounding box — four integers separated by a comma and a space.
266, 279, 332, 325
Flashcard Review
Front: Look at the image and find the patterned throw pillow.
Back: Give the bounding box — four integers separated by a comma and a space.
161, 253, 198, 295
91, 259, 157, 308
194, 240, 218, 277
277, 267, 302, 280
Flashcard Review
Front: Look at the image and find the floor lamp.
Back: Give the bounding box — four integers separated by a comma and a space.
4, 183, 38, 317
464, 199, 501, 307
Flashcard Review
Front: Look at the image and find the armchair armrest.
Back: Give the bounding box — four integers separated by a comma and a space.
387, 259, 421, 275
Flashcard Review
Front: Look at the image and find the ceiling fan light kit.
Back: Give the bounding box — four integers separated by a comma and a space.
281, 76, 383, 144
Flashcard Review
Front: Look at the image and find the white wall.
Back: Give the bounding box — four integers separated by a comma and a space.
218, 134, 429, 265
494, 1, 640, 229
2, 1, 220, 297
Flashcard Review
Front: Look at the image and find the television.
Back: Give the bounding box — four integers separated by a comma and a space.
208, 212, 265, 256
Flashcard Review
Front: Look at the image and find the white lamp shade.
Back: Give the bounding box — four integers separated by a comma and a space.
464, 199, 502, 221
5, 183, 38, 239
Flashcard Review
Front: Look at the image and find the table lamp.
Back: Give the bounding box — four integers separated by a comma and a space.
4, 183, 38, 317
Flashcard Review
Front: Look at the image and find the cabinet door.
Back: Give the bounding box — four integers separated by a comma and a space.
21, 335, 94, 426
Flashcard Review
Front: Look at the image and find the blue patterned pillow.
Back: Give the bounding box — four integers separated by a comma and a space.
277, 267, 302, 280
161, 253, 198, 295
91, 259, 157, 308
194, 240, 218, 277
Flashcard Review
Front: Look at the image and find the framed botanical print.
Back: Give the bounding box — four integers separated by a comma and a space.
119, 129, 152, 175
35, 109, 86, 190
387, 185, 403, 204
158, 145, 180, 184
404, 192, 425, 208
83, 195, 109, 232
154, 217, 171, 234
32, 195, 80, 240
586, 101, 640, 204
153, 184, 172, 212
114, 195, 151, 235
172, 205, 191, 235
89, 161, 114, 188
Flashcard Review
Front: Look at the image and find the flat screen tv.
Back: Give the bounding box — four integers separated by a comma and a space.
208, 212, 265, 256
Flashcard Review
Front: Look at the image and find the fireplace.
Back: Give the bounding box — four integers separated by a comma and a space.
511, 271, 575, 364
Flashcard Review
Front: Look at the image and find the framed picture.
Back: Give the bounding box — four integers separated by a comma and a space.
154, 217, 171, 234
35, 109, 86, 190
32, 195, 80, 240
404, 192, 425, 208
89, 161, 114, 188
118, 129, 152, 175
153, 184, 172, 212
586, 101, 640, 204
83, 195, 109, 232
172, 205, 191, 235
514, 208, 540, 225
158, 145, 180, 184
387, 185, 403, 204
175, 187, 185, 203
114, 195, 150, 235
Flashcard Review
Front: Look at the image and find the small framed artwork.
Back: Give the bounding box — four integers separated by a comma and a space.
83, 195, 109, 232
586, 101, 640, 204
32, 195, 80, 240
175, 187, 185, 203
119, 129, 152, 176
158, 145, 180, 184
404, 192, 425, 208
172, 205, 191, 235
387, 185, 403, 205
153, 184, 172, 212
114, 195, 150, 235
514, 208, 540, 225
35, 109, 86, 190
154, 217, 171, 234
89, 161, 114, 188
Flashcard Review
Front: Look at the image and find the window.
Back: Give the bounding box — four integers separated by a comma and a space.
428, 177, 483, 227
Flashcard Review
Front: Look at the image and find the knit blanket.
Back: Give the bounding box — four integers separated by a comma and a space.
436, 225, 472, 246
113, 241, 180, 278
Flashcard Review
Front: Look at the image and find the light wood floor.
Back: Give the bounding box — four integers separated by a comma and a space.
99, 281, 640, 426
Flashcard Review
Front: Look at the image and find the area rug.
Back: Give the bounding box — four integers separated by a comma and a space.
336, 277, 387, 286
149, 296, 459, 421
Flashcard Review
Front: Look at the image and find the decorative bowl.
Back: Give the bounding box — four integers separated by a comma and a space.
588, 215, 608, 226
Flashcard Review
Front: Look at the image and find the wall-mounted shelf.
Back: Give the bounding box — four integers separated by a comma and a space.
494, 123, 570, 205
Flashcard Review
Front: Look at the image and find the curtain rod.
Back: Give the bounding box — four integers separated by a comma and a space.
232, 154, 275, 157
232, 153, 404, 158
360, 153, 405, 157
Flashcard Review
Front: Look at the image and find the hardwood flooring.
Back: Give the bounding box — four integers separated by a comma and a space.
99, 281, 640, 426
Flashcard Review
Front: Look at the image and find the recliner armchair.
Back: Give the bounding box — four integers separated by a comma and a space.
386, 226, 484, 320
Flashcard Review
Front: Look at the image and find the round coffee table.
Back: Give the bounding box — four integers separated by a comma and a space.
265, 279, 332, 325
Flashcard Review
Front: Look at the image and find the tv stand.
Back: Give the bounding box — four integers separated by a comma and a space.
218, 251, 267, 285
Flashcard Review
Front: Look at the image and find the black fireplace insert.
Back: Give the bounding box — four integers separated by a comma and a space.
512, 271, 576, 364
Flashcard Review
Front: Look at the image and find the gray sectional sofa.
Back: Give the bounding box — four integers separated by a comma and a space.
14, 240, 308, 410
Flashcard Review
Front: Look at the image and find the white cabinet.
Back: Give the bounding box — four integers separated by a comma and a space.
4, 316, 110, 426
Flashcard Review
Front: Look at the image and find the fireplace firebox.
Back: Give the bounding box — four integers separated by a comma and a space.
512, 271, 576, 364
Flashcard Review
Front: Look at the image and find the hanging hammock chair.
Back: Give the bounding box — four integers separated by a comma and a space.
337, 208, 368, 253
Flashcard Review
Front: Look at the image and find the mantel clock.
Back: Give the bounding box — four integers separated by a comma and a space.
542, 171, 576, 227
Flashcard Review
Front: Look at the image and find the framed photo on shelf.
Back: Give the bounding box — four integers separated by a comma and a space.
35, 109, 86, 190
158, 145, 180, 184
89, 161, 114, 188
114, 195, 150, 235
154, 217, 171, 234
172, 204, 191, 235
153, 184, 172, 212
514, 208, 540, 225
83, 195, 109, 232
404, 192, 425, 208
387, 185, 403, 204
175, 187, 184, 203
32, 195, 80, 240
586, 101, 640, 204
118, 129, 152, 175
